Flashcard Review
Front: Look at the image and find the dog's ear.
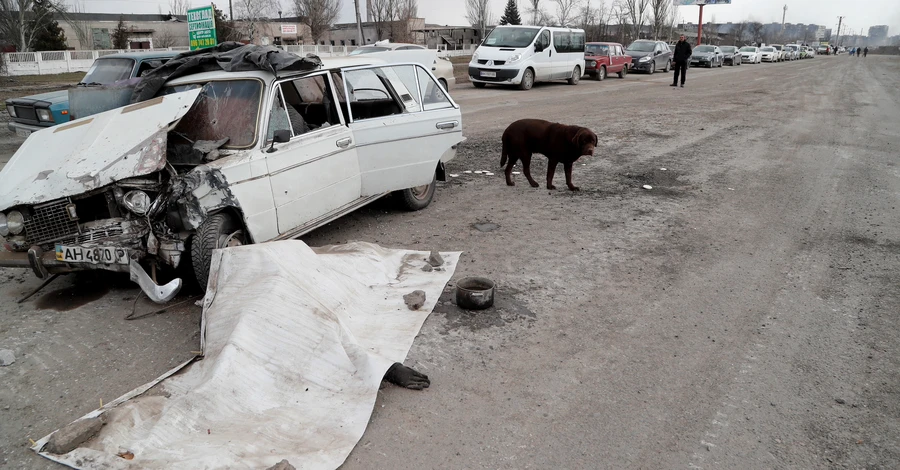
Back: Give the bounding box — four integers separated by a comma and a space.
572, 128, 588, 145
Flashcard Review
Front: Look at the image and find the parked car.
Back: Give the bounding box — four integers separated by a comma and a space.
740, 46, 761, 64
583, 42, 632, 80
785, 44, 801, 60
817, 45, 831, 55
805, 47, 816, 58
0, 50, 464, 302
759, 46, 779, 62
624, 40, 671, 74
720, 46, 742, 66
690, 45, 723, 68
468, 25, 586, 90
770, 44, 788, 61
348, 42, 455, 91
5, 50, 179, 137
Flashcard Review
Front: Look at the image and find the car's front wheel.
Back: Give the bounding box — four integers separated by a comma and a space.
438, 78, 448, 91
191, 212, 245, 292
596, 66, 606, 81
395, 172, 436, 211
649, 61, 656, 74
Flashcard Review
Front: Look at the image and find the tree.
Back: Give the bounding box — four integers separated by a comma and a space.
168, 0, 190, 16
0, 0, 66, 52
293, 0, 342, 44
499, 0, 521, 25
65, 0, 92, 49
703, 15, 719, 45
235, 0, 273, 43
527, 0, 550, 25
214, 7, 242, 42
616, 0, 650, 43
748, 21, 764, 45
554, 0, 579, 27
649, 0, 670, 41
730, 21, 747, 45
29, 0, 66, 50
154, 28, 179, 48
466, 0, 493, 39
111, 16, 129, 49
392, 0, 418, 43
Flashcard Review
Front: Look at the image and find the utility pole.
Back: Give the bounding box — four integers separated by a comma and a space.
836, 16, 844, 47
697, 3, 705, 46
353, 0, 364, 46
229, 0, 233, 21
782, 5, 787, 32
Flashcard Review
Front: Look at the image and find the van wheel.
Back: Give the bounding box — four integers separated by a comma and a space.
395, 172, 436, 211
473, 82, 486, 88
618, 66, 627, 78
595, 66, 606, 81
191, 213, 245, 292
567, 66, 581, 85
518, 68, 534, 90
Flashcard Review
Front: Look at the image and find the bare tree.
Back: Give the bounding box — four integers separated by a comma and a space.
65, 0, 93, 49
703, 15, 719, 44
367, 0, 392, 41
730, 20, 747, 45
527, 0, 551, 26
154, 28, 180, 48
466, 0, 493, 39
0, 0, 66, 52
393, 0, 418, 43
293, 0, 342, 44
748, 21, 763, 45
555, 0, 580, 27
616, 0, 649, 43
234, 0, 273, 42
649, 0, 670, 41
168, 0, 191, 16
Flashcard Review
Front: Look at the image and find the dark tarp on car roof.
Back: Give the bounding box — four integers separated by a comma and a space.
130, 42, 323, 103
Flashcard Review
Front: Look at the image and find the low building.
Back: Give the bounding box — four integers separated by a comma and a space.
413, 25, 485, 50
55, 12, 190, 50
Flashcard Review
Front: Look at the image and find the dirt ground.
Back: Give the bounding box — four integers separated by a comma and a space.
2, 57, 900, 469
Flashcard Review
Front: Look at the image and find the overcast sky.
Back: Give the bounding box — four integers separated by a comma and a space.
68, 0, 899, 37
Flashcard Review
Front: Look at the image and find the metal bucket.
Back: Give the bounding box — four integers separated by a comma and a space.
455, 276, 495, 310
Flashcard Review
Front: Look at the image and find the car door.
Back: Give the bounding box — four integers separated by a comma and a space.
341, 64, 463, 197
532, 29, 553, 81
264, 72, 362, 237
611, 45, 623, 72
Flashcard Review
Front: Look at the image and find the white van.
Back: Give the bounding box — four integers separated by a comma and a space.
468, 25, 586, 90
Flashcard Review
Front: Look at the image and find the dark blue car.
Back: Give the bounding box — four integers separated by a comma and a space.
6, 50, 180, 137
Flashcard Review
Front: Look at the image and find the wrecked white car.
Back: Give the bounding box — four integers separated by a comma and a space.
0, 44, 463, 303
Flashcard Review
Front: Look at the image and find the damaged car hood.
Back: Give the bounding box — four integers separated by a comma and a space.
0, 89, 201, 211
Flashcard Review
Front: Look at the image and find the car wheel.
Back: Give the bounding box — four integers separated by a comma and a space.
473, 82, 486, 88
567, 66, 581, 85
395, 172, 436, 211
649, 61, 656, 74
438, 78, 448, 91
596, 66, 606, 81
519, 68, 534, 90
618, 65, 627, 78
191, 212, 245, 292
664, 60, 671, 72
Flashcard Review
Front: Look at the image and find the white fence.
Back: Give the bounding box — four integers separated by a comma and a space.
1, 44, 476, 77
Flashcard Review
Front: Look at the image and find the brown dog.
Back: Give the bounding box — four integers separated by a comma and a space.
500, 119, 598, 191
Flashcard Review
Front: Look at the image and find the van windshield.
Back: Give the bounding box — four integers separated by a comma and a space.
483, 27, 540, 48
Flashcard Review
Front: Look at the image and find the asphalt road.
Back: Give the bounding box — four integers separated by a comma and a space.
2, 55, 899, 469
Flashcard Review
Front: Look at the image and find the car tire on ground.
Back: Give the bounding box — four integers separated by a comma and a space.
394, 172, 436, 211
567, 66, 581, 85
191, 212, 245, 292
473, 82, 486, 88
596, 66, 606, 81
438, 78, 448, 91
649, 62, 656, 74
519, 68, 535, 90
618, 66, 627, 78
664, 60, 671, 72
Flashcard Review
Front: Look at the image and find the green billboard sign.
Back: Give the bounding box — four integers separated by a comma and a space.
188, 5, 217, 50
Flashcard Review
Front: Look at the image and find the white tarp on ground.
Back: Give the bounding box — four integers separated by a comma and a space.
32, 240, 460, 469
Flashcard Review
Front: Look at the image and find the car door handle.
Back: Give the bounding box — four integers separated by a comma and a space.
336, 137, 352, 148
436, 121, 458, 130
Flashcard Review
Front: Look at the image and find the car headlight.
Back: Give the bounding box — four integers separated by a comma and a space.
471, 52, 479, 61
36, 108, 53, 122
639, 56, 651, 62
123, 190, 151, 215
0, 212, 8, 237
6, 106, 16, 118
587, 60, 596, 67
507, 53, 523, 64
7, 210, 24, 235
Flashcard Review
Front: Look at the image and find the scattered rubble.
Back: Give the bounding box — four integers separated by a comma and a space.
428, 251, 444, 267
266, 459, 297, 470
403, 290, 426, 310
421, 264, 434, 272
0, 349, 14, 366
43, 416, 105, 455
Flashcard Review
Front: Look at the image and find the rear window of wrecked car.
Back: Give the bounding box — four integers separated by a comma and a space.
160, 79, 263, 149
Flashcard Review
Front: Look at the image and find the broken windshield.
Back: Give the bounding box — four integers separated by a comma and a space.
161, 79, 263, 149
80, 58, 135, 85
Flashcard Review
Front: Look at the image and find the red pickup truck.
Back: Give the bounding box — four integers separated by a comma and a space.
584, 42, 632, 81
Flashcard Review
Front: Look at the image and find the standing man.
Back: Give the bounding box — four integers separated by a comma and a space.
864, 46, 869, 57
671, 34, 692, 88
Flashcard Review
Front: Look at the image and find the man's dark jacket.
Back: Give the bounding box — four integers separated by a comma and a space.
673, 41, 692, 63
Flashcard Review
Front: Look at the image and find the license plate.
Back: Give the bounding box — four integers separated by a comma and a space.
15, 128, 31, 138
56, 245, 129, 265
480, 71, 497, 78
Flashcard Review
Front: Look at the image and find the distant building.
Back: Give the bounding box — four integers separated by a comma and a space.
413, 25, 484, 50
54, 12, 189, 50
868, 25, 889, 45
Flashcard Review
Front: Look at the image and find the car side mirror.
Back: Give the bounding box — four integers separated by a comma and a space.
266, 129, 291, 153
535, 44, 544, 53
